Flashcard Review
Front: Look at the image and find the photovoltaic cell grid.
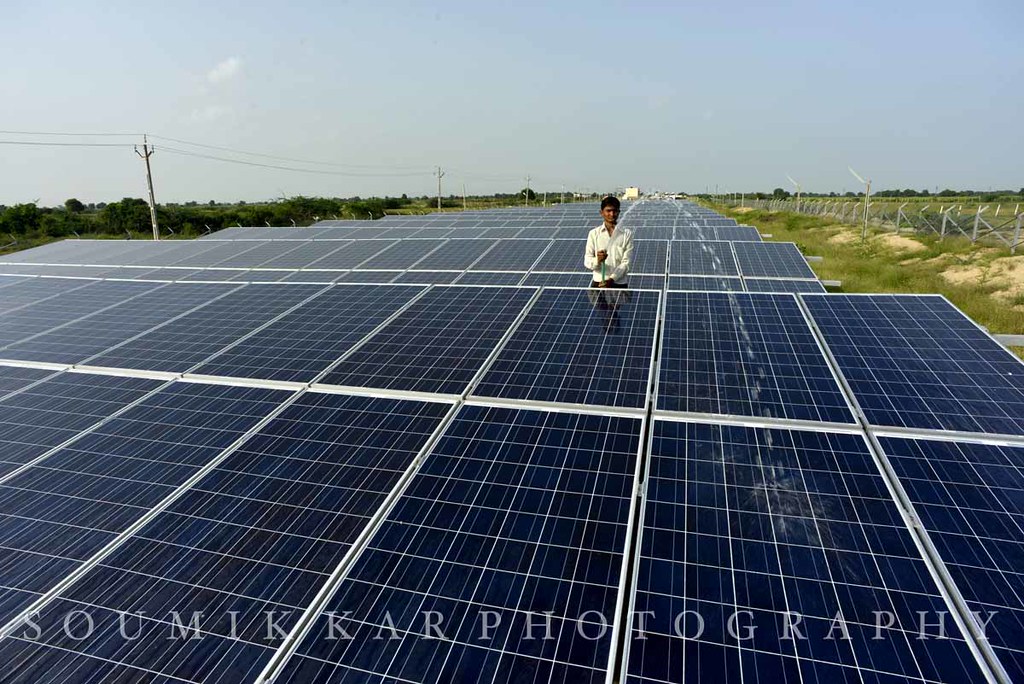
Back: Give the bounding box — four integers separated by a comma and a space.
0, 282, 238, 365
880, 436, 1024, 682
193, 284, 424, 383
625, 420, 987, 684
0, 364, 55, 395
469, 240, 549, 271
743, 278, 826, 294
275, 405, 643, 684
804, 294, 1024, 435
657, 293, 855, 424
0, 381, 290, 625
629, 240, 668, 274
319, 286, 536, 395
0, 372, 162, 479
86, 283, 325, 373
732, 242, 816, 279
0, 392, 452, 684
669, 241, 739, 276
453, 271, 525, 285
668, 276, 744, 292
472, 288, 659, 409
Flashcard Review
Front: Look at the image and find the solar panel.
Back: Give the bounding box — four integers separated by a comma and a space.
331, 270, 401, 283
624, 419, 988, 683
453, 271, 526, 285
531, 240, 585, 272
626, 275, 665, 290
0, 391, 453, 683
271, 404, 643, 684
85, 284, 326, 373
319, 286, 536, 395
630, 240, 668, 274
669, 241, 739, 276
0, 371, 162, 479
743, 278, 826, 293
193, 284, 425, 383
412, 239, 496, 270
713, 225, 763, 241
357, 239, 445, 270
657, 293, 855, 423
472, 288, 659, 409
392, 271, 462, 284
804, 294, 1024, 435
0, 381, 291, 624
880, 435, 1024, 681
0, 280, 161, 347
733, 242, 816, 278
667, 276, 744, 292
0, 282, 238, 364
258, 240, 352, 269
521, 272, 593, 287
305, 240, 396, 270
0, 364, 55, 396
0, 278, 100, 315
469, 240, 549, 271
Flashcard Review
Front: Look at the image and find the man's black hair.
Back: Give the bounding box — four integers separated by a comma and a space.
601, 195, 621, 210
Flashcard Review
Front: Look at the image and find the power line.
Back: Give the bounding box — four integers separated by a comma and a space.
0, 130, 142, 137
0, 140, 135, 148
157, 145, 432, 178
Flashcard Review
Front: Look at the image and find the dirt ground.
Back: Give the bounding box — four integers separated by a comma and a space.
941, 254, 1024, 303
875, 234, 926, 253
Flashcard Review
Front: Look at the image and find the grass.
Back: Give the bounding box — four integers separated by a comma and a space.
714, 205, 1024, 336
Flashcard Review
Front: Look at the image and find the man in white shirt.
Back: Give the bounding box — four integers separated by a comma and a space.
584, 196, 633, 288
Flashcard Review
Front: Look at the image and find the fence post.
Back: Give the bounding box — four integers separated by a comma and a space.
972, 206, 986, 243
1014, 214, 1023, 256
941, 208, 952, 240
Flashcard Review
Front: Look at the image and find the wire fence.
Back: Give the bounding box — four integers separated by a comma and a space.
725, 198, 1024, 254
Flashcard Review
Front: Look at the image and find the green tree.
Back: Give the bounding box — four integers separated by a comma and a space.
64, 198, 85, 213
772, 187, 790, 199
520, 188, 537, 201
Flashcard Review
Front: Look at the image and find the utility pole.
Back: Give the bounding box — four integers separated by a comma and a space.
560, 184, 565, 204
435, 166, 445, 211
462, 183, 467, 211
543, 190, 547, 206
135, 135, 160, 240
525, 175, 531, 207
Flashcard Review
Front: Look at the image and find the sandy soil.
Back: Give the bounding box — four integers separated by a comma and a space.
875, 234, 926, 253
941, 254, 1024, 302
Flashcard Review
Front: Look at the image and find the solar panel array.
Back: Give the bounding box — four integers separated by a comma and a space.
0, 198, 1017, 683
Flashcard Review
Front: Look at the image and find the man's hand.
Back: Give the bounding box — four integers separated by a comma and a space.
596, 249, 608, 264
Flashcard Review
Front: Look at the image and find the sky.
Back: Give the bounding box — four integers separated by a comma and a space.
2, 0, 1021, 205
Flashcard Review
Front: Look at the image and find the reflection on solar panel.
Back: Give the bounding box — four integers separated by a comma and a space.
657, 293, 854, 423
668, 276, 744, 291
0, 392, 452, 684
319, 286, 536, 395
625, 420, 987, 684
273, 405, 643, 684
669, 241, 739, 276
0, 381, 290, 624
0, 282, 238, 364
0, 278, 98, 316
804, 294, 1024, 435
630, 240, 668, 274
732, 242, 816, 278
86, 284, 325, 373
881, 436, 1024, 681
0, 372, 161, 478
472, 288, 659, 408
305, 240, 395, 269
357, 240, 444, 270
193, 285, 424, 383
743, 278, 826, 293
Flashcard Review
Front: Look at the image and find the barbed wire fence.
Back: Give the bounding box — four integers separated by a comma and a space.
724, 197, 1024, 254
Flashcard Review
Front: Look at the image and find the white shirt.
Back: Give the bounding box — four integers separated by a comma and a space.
584, 224, 633, 284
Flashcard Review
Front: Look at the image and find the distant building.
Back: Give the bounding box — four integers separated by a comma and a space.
623, 187, 641, 200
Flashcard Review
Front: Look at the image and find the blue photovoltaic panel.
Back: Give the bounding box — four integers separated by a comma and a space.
521, 272, 593, 288
628, 275, 665, 290
668, 276, 743, 292
193, 285, 424, 382
305, 240, 396, 269
733, 242, 816, 278
274, 405, 643, 684
331, 270, 401, 283
630, 240, 668, 274
0, 282, 237, 364
319, 286, 536, 395
0, 365, 55, 396
412, 239, 496, 270
0, 372, 161, 478
669, 241, 739, 276
453, 271, 525, 285
472, 288, 659, 408
531, 240, 585, 272
0, 392, 452, 684
0, 381, 290, 624
393, 271, 462, 284
0, 280, 161, 347
743, 278, 826, 293
258, 241, 351, 269
713, 225, 762, 241
804, 294, 1024, 435
357, 240, 443, 270
469, 239, 549, 271
86, 284, 325, 373
657, 293, 854, 423
881, 436, 1024, 681
625, 420, 987, 684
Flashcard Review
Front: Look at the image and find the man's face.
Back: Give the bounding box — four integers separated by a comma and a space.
601, 205, 619, 225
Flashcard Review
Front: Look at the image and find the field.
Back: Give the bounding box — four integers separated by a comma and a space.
716, 204, 1024, 358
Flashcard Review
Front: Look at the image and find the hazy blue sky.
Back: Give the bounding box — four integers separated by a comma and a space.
3, 0, 1021, 205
